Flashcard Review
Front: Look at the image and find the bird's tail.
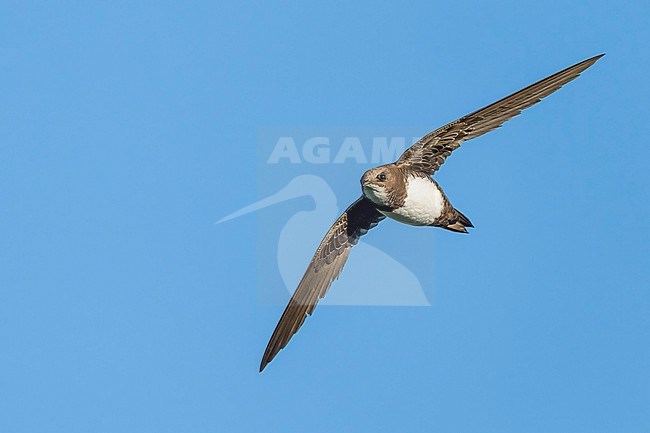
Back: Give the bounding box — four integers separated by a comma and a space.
443, 208, 474, 234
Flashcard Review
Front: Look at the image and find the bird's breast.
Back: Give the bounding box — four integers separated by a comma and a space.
380, 176, 445, 226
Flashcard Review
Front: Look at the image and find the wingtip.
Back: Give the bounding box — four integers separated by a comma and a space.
585, 53, 606, 64
566, 53, 605, 76
259, 352, 273, 372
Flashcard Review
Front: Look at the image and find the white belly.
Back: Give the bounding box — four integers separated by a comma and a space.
381, 176, 444, 226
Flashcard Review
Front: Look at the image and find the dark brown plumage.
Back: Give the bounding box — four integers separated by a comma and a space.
397, 54, 604, 175
259, 54, 603, 372
259, 197, 384, 372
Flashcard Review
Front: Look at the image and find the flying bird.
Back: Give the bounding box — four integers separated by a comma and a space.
259, 54, 603, 372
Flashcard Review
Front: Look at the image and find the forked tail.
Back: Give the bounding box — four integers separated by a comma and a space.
443, 208, 474, 234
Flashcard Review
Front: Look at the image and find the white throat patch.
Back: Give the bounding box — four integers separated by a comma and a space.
363, 185, 390, 207
381, 176, 444, 226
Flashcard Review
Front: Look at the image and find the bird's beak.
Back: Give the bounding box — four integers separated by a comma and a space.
361, 175, 378, 192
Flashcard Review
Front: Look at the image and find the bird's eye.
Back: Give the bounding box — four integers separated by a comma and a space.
377, 173, 387, 182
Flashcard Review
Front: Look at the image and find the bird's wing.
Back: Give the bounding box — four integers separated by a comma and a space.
396, 54, 603, 175
260, 197, 385, 372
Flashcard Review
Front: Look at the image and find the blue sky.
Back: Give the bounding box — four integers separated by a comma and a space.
1, 1, 649, 432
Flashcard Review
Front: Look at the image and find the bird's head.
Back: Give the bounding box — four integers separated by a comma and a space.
360, 164, 405, 208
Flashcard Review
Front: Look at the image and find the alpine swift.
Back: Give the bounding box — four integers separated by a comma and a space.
259, 54, 603, 372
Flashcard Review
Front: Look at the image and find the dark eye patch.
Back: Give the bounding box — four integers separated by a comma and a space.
377, 173, 387, 182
